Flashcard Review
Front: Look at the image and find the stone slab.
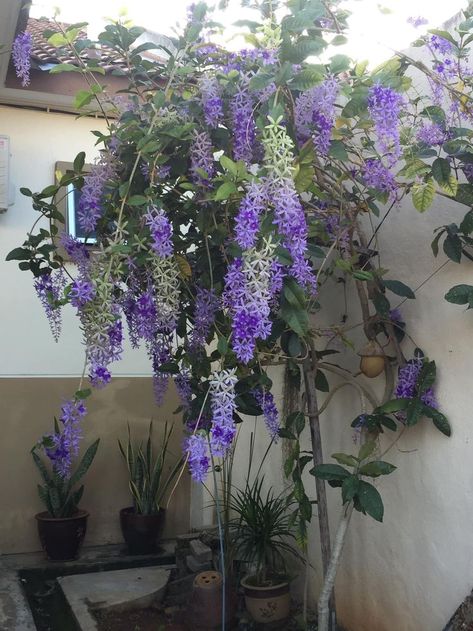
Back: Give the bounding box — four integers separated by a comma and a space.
186, 555, 211, 573
189, 539, 212, 563
58, 566, 171, 630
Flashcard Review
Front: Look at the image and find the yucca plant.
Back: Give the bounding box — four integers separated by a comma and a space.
230, 477, 296, 586
32, 437, 100, 518
118, 421, 182, 515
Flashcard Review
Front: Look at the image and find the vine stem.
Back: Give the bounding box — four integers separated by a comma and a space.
210, 448, 226, 631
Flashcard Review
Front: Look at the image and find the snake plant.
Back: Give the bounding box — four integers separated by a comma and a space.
118, 421, 182, 515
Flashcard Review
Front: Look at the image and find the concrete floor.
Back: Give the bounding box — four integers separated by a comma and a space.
0, 542, 175, 631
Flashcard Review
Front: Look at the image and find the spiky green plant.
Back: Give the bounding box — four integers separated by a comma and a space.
230, 476, 296, 586
32, 438, 100, 518
118, 421, 182, 515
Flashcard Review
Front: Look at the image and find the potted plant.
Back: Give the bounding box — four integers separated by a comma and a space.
230, 477, 296, 624
33, 418, 100, 561
118, 421, 182, 554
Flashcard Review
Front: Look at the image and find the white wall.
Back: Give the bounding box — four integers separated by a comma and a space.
0, 104, 150, 376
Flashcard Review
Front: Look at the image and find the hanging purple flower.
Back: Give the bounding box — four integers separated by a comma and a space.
34, 269, 66, 342
368, 84, 404, 164
175, 369, 192, 410
234, 181, 268, 250
188, 287, 219, 353
362, 159, 398, 197
199, 75, 224, 128
294, 77, 339, 152
69, 278, 96, 308
416, 122, 446, 146
254, 388, 279, 441
190, 130, 215, 187
12, 31, 32, 87
78, 156, 116, 234
209, 369, 238, 457
145, 207, 173, 257
407, 16, 428, 28
185, 433, 209, 483
47, 399, 87, 477
148, 334, 172, 406
272, 179, 316, 290
60, 233, 90, 270
429, 35, 453, 57
89, 364, 112, 388
395, 358, 438, 409
134, 289, 157, 341
230, 83, 256, 164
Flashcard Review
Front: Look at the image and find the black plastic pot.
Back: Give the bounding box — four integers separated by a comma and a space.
119, 506, 166, 554
35, 509, 89, 561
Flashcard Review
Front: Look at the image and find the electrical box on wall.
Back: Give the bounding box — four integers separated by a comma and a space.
0, 135, 11, 213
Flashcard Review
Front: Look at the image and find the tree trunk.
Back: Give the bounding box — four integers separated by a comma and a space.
302, 356, 334, 623
318, 504, 354, 631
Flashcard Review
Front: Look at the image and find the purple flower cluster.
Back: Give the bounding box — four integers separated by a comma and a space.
416, 122, 446, 146
89, 364, 111, 388
230, 83, 256, 164
254, 388, 279, 441
395, 358, 438, 409
294, 77, 339, 153
188, 287, 219, 353
362, 159, 398, 197
185, 433, 209, 483
47, 399, 87, 477
149, 334, 172, 406
430, 35, 453, 56
175, 369, 192, 410
134, 289, 157, 341
368, 84, 404, 164
78, 157, 116, 234
224, 255, 273, 363
234, 181, 268, 249
60, 233, 90, 270
145, 207, 173, 257
272, 179, 316, 289
69, 278, 96, 308
190, 130, 215, 186
199, 75, 224, 128
12, 31, 32, 87
209, 369, 238, 456
34, 269, 66, 342
407, 16, 428, 28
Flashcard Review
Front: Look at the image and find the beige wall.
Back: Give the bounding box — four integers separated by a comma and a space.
0, 105, 190, 553
0, 377, 190, 553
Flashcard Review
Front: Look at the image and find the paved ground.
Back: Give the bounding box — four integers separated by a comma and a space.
0, 542, 175, 631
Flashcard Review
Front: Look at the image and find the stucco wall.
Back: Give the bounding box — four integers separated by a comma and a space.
0, 105, 190, 553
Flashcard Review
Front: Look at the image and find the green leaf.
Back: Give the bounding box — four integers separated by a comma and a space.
443, 234, 462, 263
73, 151, 85, 173
217, 336, 228, 355
342, 475, 360, 504
376, 398, 409, 414
47, 32, 68, 47
455, 183, 473, 207
290, 67, 324, 90
432, 157, 451, 186
328, 140, 348, 161
75, 388, 91, 400
383, 279, 415, 299
412, 179, 435, 212
6, 247, 31, 261
440, 175, 458, 197
310, 464, 350, 481
214, 182, 237, 201
356, 481, 384, 521
128, 195, 148, 206
405, 398, 424, 426
358, 440, 376, 461
445, 284, 473, 306
331, 453, 358, 467
460, 210, 473, 235
359, 461, 396, 477
330, 54, 351, 74
68, 439, 100, 488
423, 406, 451, 437
314, 370, 329, 392
49, 63, 81, 74
219, 155, 238, 175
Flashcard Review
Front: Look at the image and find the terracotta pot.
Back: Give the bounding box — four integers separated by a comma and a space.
35, 509, 89, 561
241, 575, 290, 623
119, 506, 166, 555
188, 571, 237, 629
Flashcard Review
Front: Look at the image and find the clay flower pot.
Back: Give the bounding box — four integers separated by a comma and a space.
188, 571, 237, 629
241, 575, 291, 623
119, 506, 166, 554
35, 509, 89, 561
